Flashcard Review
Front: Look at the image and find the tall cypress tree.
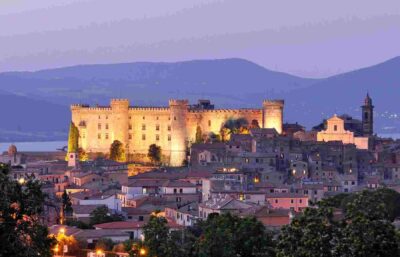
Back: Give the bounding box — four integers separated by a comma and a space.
66, 122, 79, 161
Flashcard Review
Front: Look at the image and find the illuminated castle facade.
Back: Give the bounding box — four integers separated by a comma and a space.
71, 99, 284, 166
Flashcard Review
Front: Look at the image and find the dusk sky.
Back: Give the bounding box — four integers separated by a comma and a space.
0, 0, 399, 77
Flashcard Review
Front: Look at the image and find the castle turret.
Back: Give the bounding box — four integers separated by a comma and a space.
361, 93, 374, 137
262, 100, 284, 134
110, 99, 130, 150
169, 99, 189, 166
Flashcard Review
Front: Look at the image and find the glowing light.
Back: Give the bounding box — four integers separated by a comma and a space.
53, 245, 59, 253
59, 228, 65, 234
18, 177, 25, 185
140, 248, 147, 256
292, 169, 296, 175
96, 249, 104, 255
254, 177, 260, 183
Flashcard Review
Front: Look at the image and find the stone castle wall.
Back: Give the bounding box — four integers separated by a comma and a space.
71, 99, 284, 166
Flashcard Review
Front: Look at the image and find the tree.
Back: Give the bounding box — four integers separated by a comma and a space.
195, 126, 203, 143
109, 140, 126, 162
61, 190, 73, 221
78, 147, 88, 161
277, 207, 336, 257
220, 118, 249, 140
250, 119, 260, 129
278, 190, 400, 257
95, 238, 115, 251
147, 144, 161, 164
197, 213, 274, 257
143, 215, 170, 257
65, 122, 79, 161
0, 163, 56, 257
89, 206, 123, 225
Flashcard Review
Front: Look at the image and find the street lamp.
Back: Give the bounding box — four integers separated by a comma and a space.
139, 248, 146, 256
96, 249, 104, 257
53, 245, 59, 256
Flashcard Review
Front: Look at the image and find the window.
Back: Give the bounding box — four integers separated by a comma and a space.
143, 116, 145, 120
142, 124, 146, 130
156, 125, 160, 131
105, 115, 108, 119
105, 133, 109, 140
168, 125, 171, 131
174, 188, 177, 193
291, 199, 294, 204
129, 116, 131, 120
180, 189, 183, 193
275, 199, 278, 204
174, 116, 177, 120
98, 123, 101, 130
208, 120, 211, 127
82, 132, 86, 139
334, 125, 338, 131
98, 115, 101, 119
156, 135, 160, 141
168, 135, 171, 141
129, 124, 132, 130
299, 199, 303, 203
142, 134, 146, 140
129, 134, 132, 140
105, 124, 109, 129
98, 134, 101, 139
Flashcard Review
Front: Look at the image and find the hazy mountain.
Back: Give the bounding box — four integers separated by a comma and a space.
279, 56, 400, 133
0, 58, 315, 108
0, 57, 399, 141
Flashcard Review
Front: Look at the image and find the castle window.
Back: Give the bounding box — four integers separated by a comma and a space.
156, 125, 160, 131
98, 115, 101, 119
98, 123, 101, 130
129, 124, 132, 130
156, 116, 159, 120
105, 133, 109, 139
364, 112, 368, 119
142, 134, 146, 140
106, 115, 108, 119
334, 125, 337, 131
168, 125, 171, 131
143, 116, 145, 120
156, 135, 160, 141
174, 116, 177, 120
106, 124, 109, 130
208, 120, 211, 127
142, 124, 146, 130
168, 135, 171, 141
129, 116, 131, 120
98, 134, 101, 139
129, 134, 132, 140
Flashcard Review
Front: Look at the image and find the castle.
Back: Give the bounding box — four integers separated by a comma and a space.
70, 99, 284, 166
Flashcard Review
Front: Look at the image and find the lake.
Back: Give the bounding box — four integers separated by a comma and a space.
0, 141, 67, 153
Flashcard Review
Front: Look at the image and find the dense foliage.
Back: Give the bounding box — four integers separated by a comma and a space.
66, 121, 79, 160
147, 144, 162, 164
0, 164, 55, 257
109, 140, 126, 162
89, 205, 124, 226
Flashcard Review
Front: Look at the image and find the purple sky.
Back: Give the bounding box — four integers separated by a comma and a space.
0, 0, 399, 78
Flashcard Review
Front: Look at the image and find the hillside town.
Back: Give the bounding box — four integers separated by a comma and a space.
3, 94, 400, 256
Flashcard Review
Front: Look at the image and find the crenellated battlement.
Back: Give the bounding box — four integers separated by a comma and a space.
129, 107, 170, 111
263, 99, 284, 107
189, 108, 262, 113
169, 99, 189, 106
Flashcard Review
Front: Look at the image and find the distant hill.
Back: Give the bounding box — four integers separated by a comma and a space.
279, 56, 400, 133
0, 57, 399, 141
0, 58, 315, 107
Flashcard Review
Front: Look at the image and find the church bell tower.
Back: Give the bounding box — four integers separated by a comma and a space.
361, 93, 374, 137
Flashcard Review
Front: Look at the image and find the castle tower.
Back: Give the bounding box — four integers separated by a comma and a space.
262, 100, 284, 134
169, 99, 189, 166
361, 93, 374, 137
110, 99, 130, 150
